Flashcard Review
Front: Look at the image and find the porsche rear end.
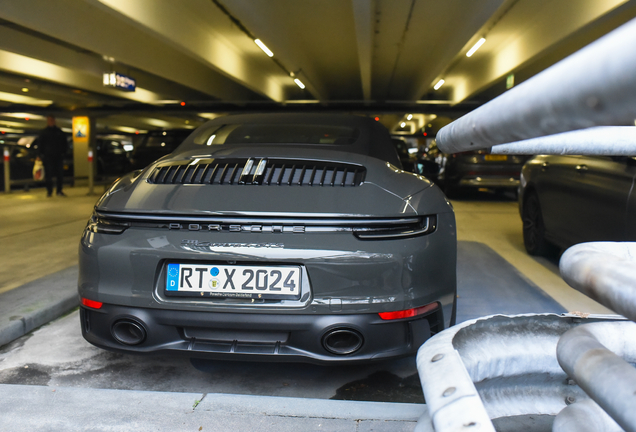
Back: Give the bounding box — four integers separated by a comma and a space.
78, 128, 456, 364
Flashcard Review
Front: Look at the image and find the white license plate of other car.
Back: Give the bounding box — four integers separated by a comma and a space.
166, 263, 301, 299
484, 154, 507, 161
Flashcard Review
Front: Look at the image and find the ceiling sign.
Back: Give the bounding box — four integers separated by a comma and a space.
103, 72, 136, 92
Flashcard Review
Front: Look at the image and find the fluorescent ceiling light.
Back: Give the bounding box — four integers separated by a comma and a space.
198, 113, 222, 120
283, 100, 320, 104
433, 79, 445, 90
0, 91, 52, 106
294, 79, 306, 89
0, 120, 30, 128
150, 100, 181, 104
108, 126, 144, 134
0, 113, 46, 120
466, 38, 486, 57
254, 39, 274, 57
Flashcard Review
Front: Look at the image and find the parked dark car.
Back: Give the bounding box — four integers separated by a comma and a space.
519, 155, 636, 256
130, 129, 194, 170
414, 141, 444, 184
391, 137, 415, 172
440, 149, 529, 197
95, 136, 132, 177
0, 140, 42, 189
78, 113, 457, 364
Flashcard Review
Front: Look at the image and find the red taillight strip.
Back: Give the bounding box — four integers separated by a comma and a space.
81, 298, 103, 309
378, 303, 438, 320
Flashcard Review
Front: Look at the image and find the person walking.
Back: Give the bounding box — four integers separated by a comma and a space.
37, 115, 68, 197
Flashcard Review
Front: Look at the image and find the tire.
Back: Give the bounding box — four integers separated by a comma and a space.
522, 191, 552, 256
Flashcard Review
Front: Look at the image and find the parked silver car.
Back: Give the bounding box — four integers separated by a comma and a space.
78, 113, 457, 364
519, 154, 636, 256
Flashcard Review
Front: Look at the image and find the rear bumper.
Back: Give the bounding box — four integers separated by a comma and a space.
80, 303, 442, 364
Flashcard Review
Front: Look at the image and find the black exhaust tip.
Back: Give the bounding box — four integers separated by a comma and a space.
322, 328, 363, 355
111, 319, 147, 345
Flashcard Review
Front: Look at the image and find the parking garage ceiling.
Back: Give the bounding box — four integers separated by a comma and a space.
0, 0, 635, 133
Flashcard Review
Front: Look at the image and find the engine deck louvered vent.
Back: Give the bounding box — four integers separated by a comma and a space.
148, 158, 366, 187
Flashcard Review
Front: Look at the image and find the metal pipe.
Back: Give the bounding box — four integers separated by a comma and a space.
556, 322, 636, 432
436, 16, 636, 154
560, 242, 636, 321
491, 127, 636, 156
416, 314, 622, 432
553, 399, 623, 432
416, 315, 497, 432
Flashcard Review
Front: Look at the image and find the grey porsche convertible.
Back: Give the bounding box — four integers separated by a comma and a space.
78, 113, 456, 364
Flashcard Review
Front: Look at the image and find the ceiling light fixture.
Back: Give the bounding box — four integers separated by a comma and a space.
0, 91, 52, 106
466, 38, 486, 57
21, 88, 29, 93
407, 114, 413, 121
400, 122, 406, 128
212, 1, 316, 98
434, 79, 445, 90
254, 39, 274, 57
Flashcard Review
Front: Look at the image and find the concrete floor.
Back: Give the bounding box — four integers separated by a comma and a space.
0, 186, 99, 295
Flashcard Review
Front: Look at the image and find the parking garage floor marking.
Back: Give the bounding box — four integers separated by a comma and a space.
456, 241, 566, 323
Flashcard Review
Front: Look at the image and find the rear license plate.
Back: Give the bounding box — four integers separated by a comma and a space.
165, 263, 301, 300
484, 154, 508, 161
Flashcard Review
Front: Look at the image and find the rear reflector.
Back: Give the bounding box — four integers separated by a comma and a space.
81, 298, 103, 309
379, 303, 438, 320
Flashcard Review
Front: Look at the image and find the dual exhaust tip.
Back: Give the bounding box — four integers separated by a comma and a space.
111, 320, 364, 356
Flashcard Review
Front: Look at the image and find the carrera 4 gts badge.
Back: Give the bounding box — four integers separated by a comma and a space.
181, 239, 284, 248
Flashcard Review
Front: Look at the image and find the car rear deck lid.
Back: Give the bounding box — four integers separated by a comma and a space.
147, 158, 366, 187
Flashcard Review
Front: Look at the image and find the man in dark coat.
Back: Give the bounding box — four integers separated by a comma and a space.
37, 115, 68, 197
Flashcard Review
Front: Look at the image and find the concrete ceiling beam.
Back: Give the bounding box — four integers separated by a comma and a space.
92, 0, 289, 101
352, 0, 373, 101
441, 0, 634, 104
0, 0, 261, 102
